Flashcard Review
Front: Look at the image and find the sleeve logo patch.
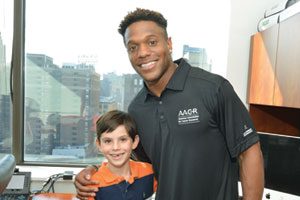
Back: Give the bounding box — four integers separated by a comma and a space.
243, 128, 253, 137
178, 108, 200, 125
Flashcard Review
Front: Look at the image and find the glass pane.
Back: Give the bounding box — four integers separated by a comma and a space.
0, 0, 13, 155
24, 0, 230, 164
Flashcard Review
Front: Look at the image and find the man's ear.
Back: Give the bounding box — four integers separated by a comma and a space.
167, 37, 173, 52
132, 135, 140, 150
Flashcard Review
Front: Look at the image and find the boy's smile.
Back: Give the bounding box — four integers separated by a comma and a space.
97, 125, 139, 176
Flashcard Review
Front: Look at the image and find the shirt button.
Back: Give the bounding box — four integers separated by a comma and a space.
159, 101, 162, 104
160, 115, 164, 119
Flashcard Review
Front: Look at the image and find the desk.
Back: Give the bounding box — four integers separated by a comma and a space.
31, 193, 78, 200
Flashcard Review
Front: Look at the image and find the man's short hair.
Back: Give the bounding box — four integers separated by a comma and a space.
118, 8, 168, 38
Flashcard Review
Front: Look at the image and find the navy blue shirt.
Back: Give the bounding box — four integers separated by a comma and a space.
92, 161, 156, 200
129, 58, 259, 200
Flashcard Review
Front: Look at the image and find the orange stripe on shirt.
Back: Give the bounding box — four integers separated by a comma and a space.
90, 160, 156, 188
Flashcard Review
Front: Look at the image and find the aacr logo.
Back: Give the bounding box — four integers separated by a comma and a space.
178, 108, 198, 116
178, 108, 200, 125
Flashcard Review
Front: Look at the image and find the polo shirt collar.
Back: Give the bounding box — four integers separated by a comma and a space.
100, 160, 138, 184
141, 58, 191, 101
167, 58, 190, 91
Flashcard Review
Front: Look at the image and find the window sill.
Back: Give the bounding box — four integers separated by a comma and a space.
16, 165, 83, 193
16, 165, 83, 181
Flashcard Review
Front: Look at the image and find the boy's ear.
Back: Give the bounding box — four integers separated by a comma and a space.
132, 135, 140, 150
96, 138, 102, 152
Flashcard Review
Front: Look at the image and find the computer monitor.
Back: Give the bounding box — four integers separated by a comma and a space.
259, 132, 300, 196
0, 154, 16, 193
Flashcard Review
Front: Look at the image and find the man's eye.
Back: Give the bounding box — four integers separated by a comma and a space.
128, 45, 137, 52
149, 40, 157, 46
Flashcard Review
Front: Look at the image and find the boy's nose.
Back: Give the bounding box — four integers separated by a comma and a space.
112, 141, 120, 150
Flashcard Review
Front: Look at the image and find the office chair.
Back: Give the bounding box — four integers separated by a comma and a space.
0, 154, 16, 193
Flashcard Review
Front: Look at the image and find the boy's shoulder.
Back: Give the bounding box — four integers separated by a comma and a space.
130, 160, 154, 176
91, 160, 154, 186
90, 162, 112, 187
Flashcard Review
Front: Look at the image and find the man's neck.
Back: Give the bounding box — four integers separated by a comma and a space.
146, 63, 178, 97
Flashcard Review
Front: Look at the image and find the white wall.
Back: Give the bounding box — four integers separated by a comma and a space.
227, 0, 283, 105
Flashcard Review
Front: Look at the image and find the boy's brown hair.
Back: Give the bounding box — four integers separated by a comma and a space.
96, 110, 137, 141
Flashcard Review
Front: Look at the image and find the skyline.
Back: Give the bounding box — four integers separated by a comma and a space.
24, 0, 230, 76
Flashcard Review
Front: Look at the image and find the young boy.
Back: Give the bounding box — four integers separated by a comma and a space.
88, 110, 156, 200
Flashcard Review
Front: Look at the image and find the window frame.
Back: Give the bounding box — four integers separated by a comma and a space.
12, 0, 25, 165
11, 0, 82, 167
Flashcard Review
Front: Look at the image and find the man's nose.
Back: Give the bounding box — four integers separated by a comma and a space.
137, 44, 150, 57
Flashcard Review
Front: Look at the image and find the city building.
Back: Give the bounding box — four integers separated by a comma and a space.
183, 44, 211, 71
25, 54, 100, 157
101, 72, 124, 110
0, 33, 11, 153
123, 73, 143, 111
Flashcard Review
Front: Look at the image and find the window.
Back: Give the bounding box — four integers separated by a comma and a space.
0, 0, 13, 155
7, 0, 230, 165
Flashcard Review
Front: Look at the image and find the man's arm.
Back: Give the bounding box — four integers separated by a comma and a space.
74, 166, 99, 200
239, 142, 264, 200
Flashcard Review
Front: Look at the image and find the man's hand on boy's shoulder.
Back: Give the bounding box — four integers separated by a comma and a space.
74, 165, 99, 199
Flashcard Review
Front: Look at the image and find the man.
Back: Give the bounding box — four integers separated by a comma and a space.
75, 8, 264, 200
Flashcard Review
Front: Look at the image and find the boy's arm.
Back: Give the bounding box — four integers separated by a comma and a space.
239, 142, 264, 200
74, 166, 99, 200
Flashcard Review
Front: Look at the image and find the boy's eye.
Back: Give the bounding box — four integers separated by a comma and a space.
103, 139, 111, 144
120, 137, 128, 142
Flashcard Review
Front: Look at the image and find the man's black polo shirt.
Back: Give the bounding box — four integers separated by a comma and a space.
129, 58, 259, 200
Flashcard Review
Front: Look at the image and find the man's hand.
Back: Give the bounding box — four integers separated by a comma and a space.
74, 166, 99, 200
